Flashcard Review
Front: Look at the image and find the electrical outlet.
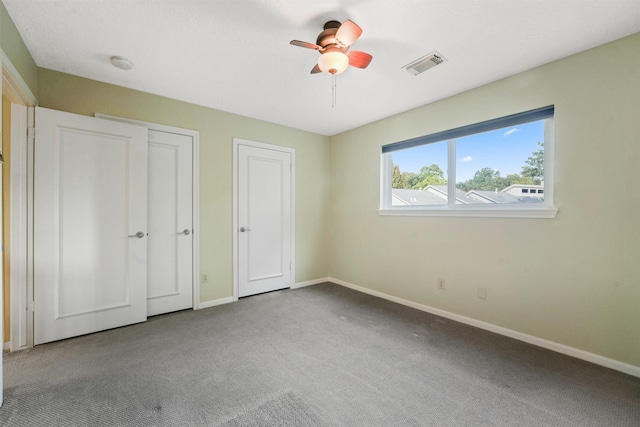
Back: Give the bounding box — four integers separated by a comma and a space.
438, 279, 445, 290
202, 273, 209, 284
477, 287, 487, 300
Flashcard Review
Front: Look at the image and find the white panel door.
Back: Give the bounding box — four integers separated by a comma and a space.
238, 144, 292, 297
34, 107, 148, 345
147, 130, 193, 316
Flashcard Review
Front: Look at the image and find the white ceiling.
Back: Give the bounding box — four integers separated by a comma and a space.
4, 0, 640, 136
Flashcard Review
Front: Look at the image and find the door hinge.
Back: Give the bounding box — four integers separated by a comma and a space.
28, 127, 36, 140
28, 301, 35, 312
289, 262, 292, 270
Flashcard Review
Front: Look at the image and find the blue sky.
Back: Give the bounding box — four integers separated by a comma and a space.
390, 121, 544, 183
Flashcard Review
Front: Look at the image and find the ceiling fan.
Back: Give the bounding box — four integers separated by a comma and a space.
290, 20, 372, 75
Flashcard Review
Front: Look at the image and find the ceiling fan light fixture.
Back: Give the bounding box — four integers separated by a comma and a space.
318, 50, 349, 75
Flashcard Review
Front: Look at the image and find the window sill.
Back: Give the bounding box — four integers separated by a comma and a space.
378, 206, 558, 219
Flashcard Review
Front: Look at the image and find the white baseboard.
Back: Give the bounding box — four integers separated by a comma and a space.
327, 277, 640, 378
198, 278, 329, 309
197, 297, 234, 310
292, 277, 330, 289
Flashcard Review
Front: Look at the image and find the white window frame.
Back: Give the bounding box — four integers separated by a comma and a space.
379, 106, 558, 219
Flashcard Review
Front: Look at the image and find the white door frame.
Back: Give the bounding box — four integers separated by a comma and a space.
96, 114, 201, 311
9, 104, 31, 351
2, 50, 39, 406
3, 49, 38, 354
8, 107, 35, 352
232, 138, 295, 301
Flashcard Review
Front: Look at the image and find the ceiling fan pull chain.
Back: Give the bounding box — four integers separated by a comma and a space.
332, 73, 337, 108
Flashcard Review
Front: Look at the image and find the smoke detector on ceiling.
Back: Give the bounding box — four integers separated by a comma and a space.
110, 56, 133, 70
402, 52, 446, 76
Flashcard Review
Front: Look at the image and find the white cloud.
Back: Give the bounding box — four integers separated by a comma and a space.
504, 128, 519, 136
460, 156, 473, 162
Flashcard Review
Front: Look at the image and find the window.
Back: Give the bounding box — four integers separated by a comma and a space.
380, 106, 557, 218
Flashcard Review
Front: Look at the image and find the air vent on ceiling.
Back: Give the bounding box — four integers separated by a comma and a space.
402, 52, 447, 76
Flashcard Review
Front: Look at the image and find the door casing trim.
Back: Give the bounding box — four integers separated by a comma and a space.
3, 47, 38, 353
232, 138, 296, 301
9, 104, 32, 351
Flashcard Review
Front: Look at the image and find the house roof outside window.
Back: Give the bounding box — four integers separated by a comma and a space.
392, 184, 543, 206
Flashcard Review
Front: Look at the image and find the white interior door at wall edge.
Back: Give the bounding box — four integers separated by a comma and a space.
237, 143, 292, 297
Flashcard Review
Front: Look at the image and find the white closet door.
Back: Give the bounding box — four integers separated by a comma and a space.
34, 107, 148, 345
147, 129, 193, 316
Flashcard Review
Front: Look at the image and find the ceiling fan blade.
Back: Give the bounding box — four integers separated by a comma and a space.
336, 20, 362, 46
310, 64, 322, 74
290, 40, 321, 50
347, 51, 372, 69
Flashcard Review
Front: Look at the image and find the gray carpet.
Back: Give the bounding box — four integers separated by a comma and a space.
215, 390, 330, 427
1, 282, 638, 426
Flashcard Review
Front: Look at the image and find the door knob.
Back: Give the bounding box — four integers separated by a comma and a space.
128, 231, 145, 239
239, 227, 252, 232
178, 229, 191, 235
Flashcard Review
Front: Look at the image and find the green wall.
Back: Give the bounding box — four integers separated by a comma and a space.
1, 2, 37, 98
328, 33, 640, 367
37, 69, 331, 302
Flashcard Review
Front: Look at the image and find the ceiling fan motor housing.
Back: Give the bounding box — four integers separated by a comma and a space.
316, 21, 343, 48
323, 20, 341, 30
316, 31, 339, 48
